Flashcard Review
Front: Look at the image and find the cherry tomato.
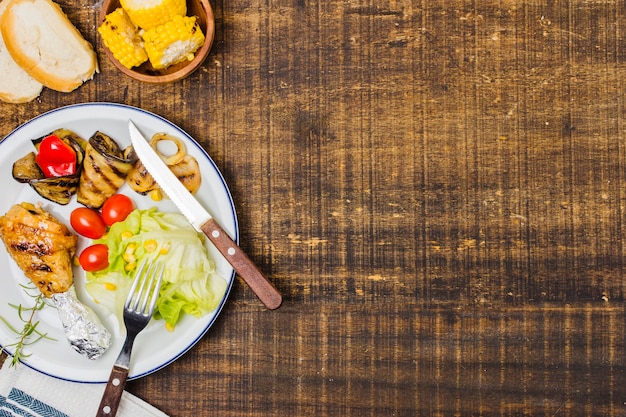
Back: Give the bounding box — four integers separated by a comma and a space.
79, 244, 109, 272
70, 207, 107, 239
101, 194, 134, 226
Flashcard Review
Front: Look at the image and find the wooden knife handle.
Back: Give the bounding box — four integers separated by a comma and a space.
96, 365, 129, 417
201, 218, 282, 310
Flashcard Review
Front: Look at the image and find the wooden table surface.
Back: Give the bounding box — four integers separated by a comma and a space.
1, 0, 625, 415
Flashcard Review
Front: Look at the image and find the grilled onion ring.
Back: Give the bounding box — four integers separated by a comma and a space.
126, 132, 201, 197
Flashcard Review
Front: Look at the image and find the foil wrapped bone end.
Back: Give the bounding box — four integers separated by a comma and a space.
52, 290, 112, 360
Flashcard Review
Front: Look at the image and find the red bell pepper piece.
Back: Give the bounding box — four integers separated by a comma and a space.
35, 134, 77, 178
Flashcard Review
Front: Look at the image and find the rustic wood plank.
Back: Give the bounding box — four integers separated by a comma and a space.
129, 303, 625, 416
0, 0, 624, 415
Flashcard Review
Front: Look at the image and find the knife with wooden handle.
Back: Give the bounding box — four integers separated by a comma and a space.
128, 120, 282, 310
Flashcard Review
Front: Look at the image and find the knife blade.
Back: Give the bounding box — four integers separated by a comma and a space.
128, 120, 282, 310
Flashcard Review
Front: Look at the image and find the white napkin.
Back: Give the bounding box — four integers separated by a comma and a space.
0, 359, 168, 417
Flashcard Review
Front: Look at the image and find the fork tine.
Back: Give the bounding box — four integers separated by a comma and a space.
141, 262, 164, 314
133, 261, 153, 312
126, 259, 164, 314
125, 259, 148, 308
135, 262, 152, 311
151, 263, 164, 311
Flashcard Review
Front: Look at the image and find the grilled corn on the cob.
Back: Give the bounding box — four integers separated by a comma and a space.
98, 8, 148, 69
143, 15, 205, 69
120, 0, 186, 30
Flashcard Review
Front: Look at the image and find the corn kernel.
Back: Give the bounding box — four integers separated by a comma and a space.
121, 0, 186, 30
143, 15, 205, 69
123, 254, 137, 264
150, 189, 163, 201
98, 8, 148, 69
125, 262, 137, 272
144, 239, 158, 252
104, 283, 117, 291
121, 231, 134, 240
159, 243, 171, 255
123, 244, 137, 263
165, 322, 175, 332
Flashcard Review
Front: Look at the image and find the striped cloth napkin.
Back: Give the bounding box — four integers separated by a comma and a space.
0, 360, 168, 417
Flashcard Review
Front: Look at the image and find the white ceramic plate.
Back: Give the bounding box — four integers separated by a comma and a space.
0, 103, 236, 382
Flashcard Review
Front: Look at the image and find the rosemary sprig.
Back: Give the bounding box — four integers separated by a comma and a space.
0, 284, 56, 367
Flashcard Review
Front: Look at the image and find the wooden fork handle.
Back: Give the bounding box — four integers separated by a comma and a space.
96, 365, 129, 417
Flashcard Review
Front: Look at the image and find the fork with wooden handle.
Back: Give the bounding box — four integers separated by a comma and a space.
96, 260, 164, 417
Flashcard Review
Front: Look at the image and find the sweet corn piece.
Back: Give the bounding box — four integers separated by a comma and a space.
144, 239, 158, 253
123, 244, 137, 263
104, 283, 117, 291
121, 231, 134, 240
98, 8, 148, 69
150, 188, 163, 201
143, 15, 205, 70
123, 253, 137, 264
159, 243, 171, 255
120, 0, 186, 30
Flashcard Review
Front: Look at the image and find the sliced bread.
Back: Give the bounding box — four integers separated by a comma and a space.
0, 0, 42, 103
1, 0, 98, 93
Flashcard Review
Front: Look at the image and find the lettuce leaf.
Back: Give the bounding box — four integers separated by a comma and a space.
85, 208, 227, 330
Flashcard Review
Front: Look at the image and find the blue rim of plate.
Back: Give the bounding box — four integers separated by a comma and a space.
0, 102, 236, 382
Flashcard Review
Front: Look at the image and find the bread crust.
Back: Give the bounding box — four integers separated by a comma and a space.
0, 0, 43, 103
0, 0, 98, 93
0, 85, 42, 104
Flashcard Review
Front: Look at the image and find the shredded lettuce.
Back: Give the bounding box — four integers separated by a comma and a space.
85, 208, 227, 330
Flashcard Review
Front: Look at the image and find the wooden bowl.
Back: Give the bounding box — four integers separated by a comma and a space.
99, 0, 214, 83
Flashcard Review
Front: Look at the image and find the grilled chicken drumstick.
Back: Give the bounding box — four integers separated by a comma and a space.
0, 202, 111, 359
0, 202, 76, 297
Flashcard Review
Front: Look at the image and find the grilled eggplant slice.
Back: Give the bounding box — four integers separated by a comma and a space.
127, 133, 201, 197
77, 131, 136, 209
12, 152, 43, 183
11, 129, 86, 205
